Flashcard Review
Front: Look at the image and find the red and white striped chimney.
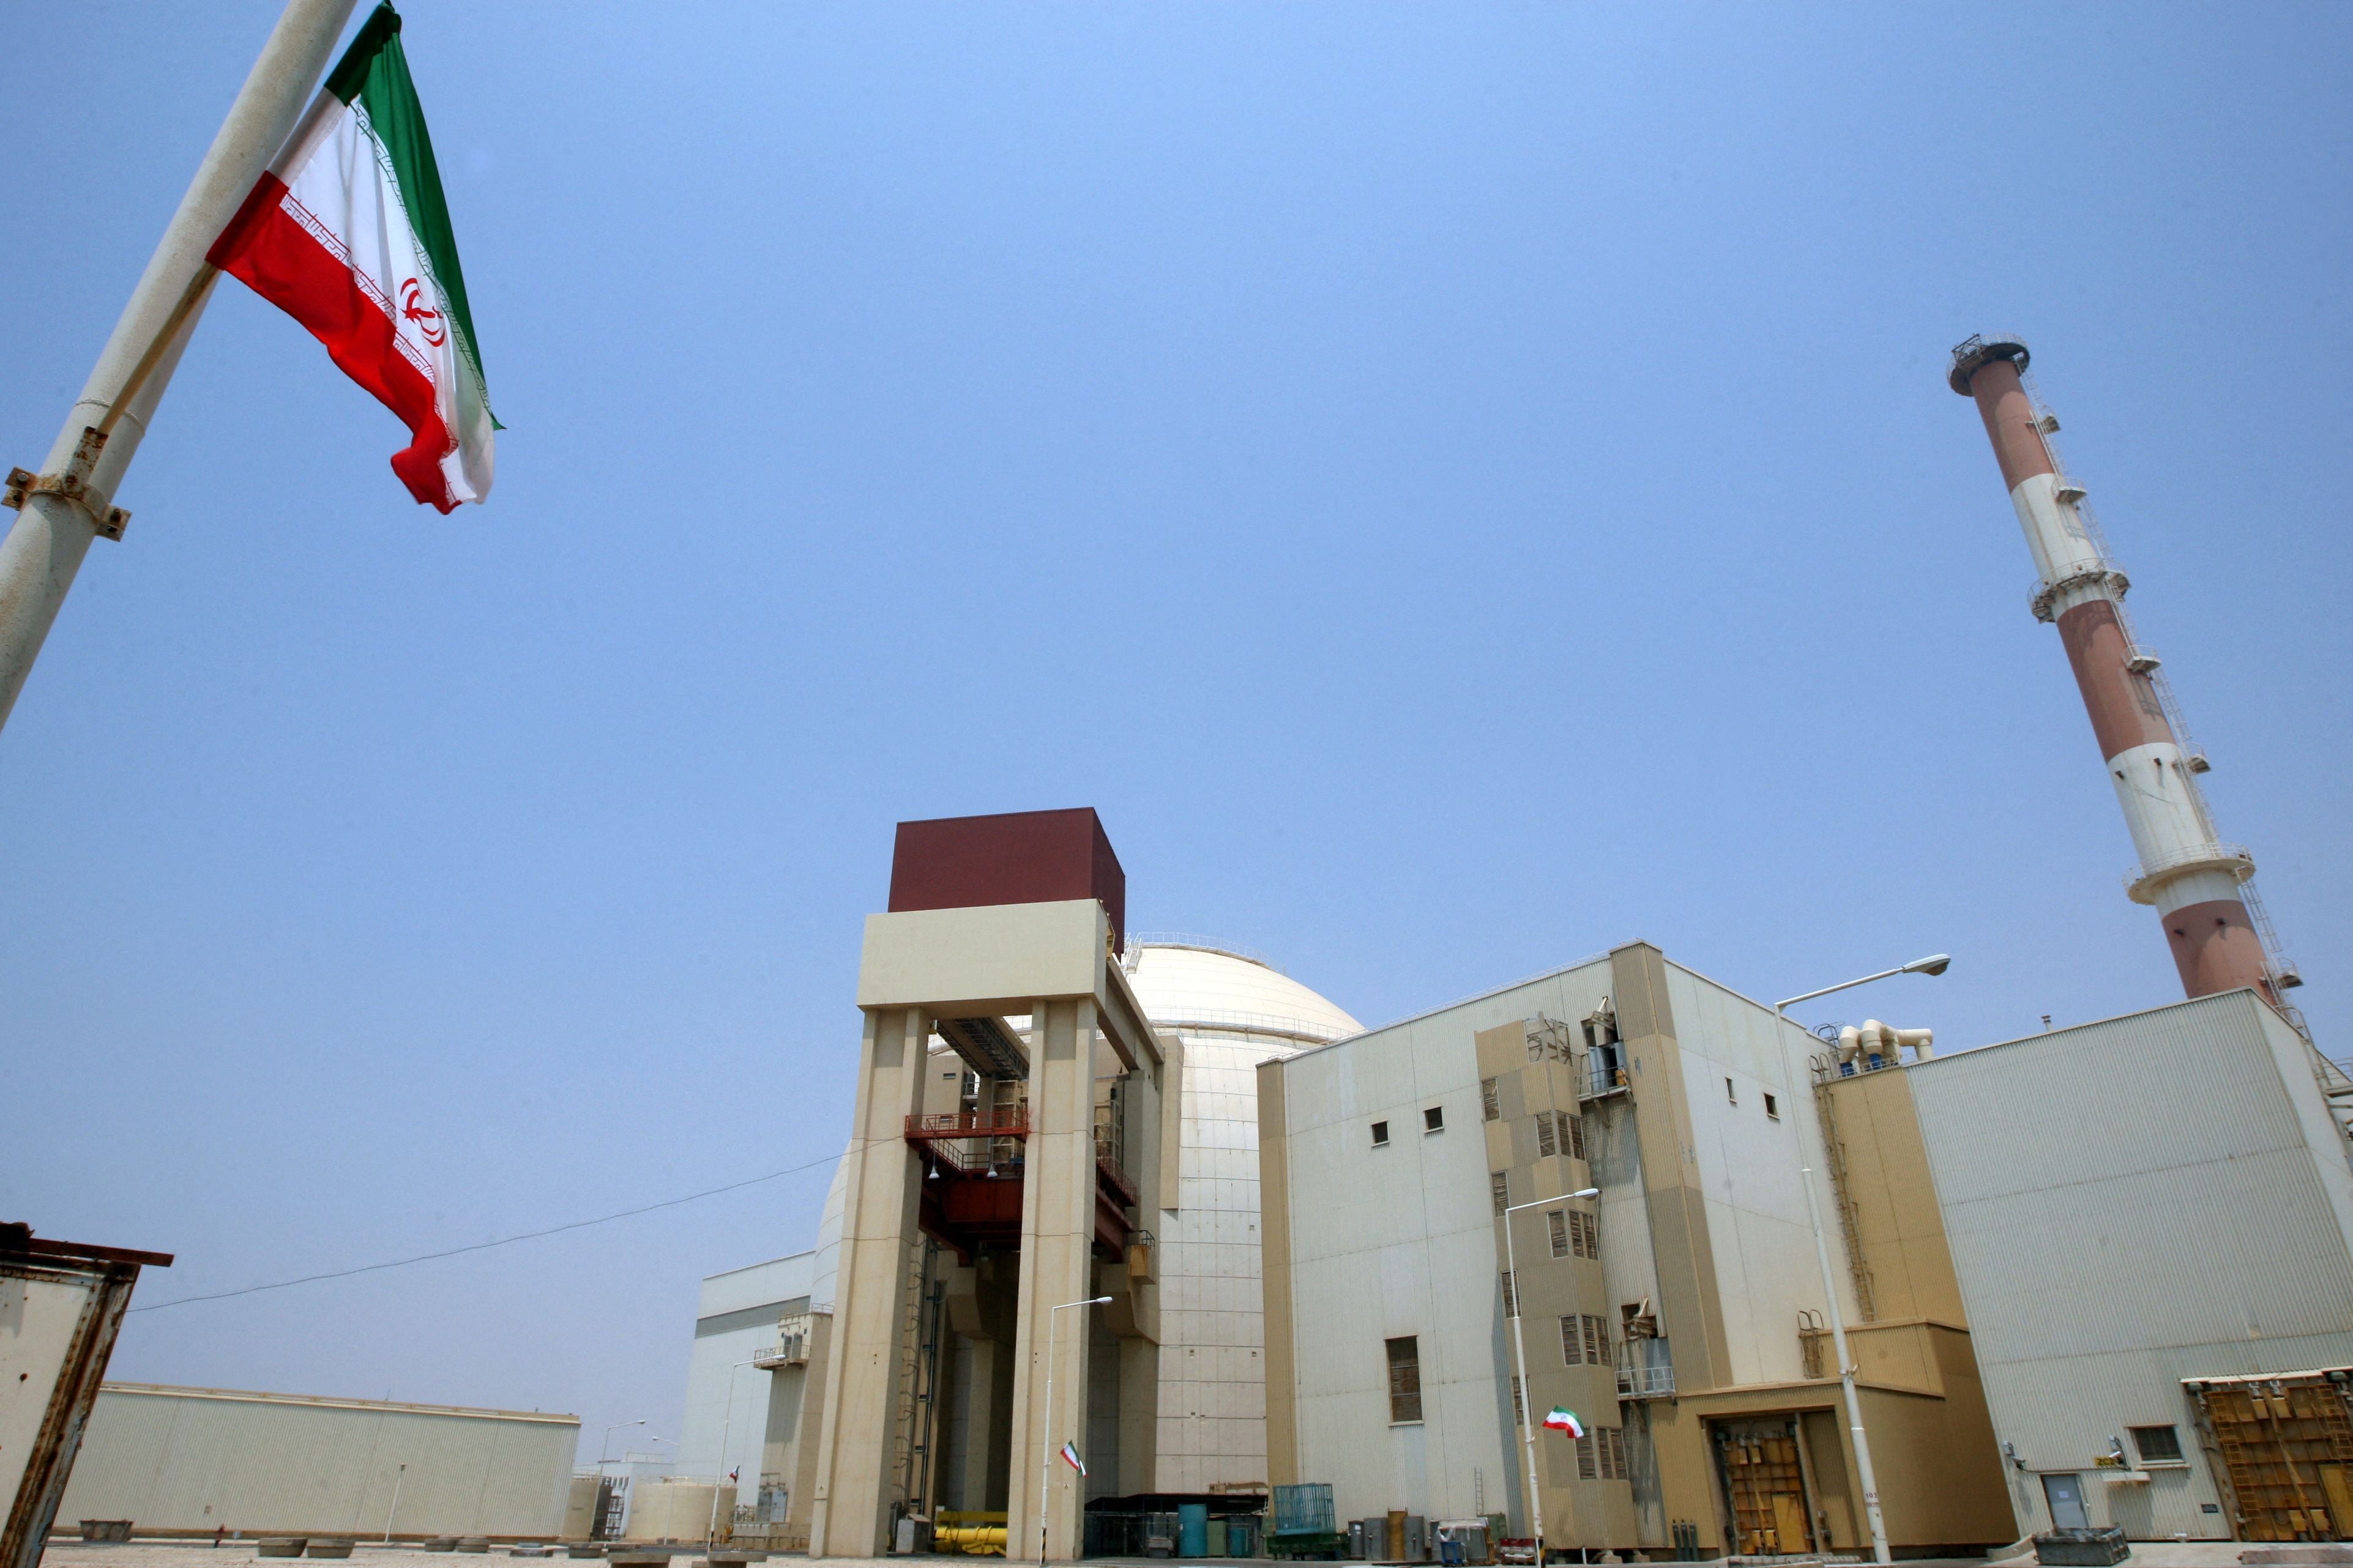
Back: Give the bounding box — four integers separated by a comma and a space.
1948, 335, 2297, 1009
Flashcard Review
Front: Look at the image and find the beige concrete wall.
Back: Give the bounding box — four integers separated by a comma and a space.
1611, 944, 1732, 1397
1646, 1336, 2013, 1555
1257, 1059, 1297, 1488
58, 1384, 576, 1539
1819, 1067, 1967, 1326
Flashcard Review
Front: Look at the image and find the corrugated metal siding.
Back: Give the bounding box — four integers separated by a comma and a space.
58, 1385, 576, 1537
1907, 991, 2353, 1539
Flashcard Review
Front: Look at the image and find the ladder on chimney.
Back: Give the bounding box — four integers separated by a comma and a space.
1810, 1065, 1877, 1323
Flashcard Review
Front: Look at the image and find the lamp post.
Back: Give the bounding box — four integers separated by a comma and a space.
600, 1421, 646, 1465
1777, 954, 1950, 1567
1039, 1295, 1111, 1568
1502, 1187, 1599, 1564
381, 1464, 406, 1544
706, 1361, 757, 1549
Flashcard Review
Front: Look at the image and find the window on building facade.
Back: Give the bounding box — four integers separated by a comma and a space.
1501, 1269, 1518, 1319
1567, 1112, 1587, 1161
1424, 1105, 1445, 1133
1581, 1313, 1608, 1367
1603, 1426, 1627, 1481
1482, 1078, 1501, 1121
1536, 1110, 1557, 1159
1547, 1209, 1569, 1258
1575, 1430, 1597, 1480
1510, 1375, 1524, 1426
1385, 1337, 1422, 1423
1560, 1315, 1580, 1365
1726, 1077, 1737, 1104
1764, 1092, 1779, 1120
1491, 1170, 1509, 1216
1567, 1208, 1600, 1260
2131, 1425, 2184, 1464
1371, 1120, 1390, 1147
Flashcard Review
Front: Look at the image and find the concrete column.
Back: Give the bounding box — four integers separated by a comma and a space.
1006, 997, 1102, 1562
953, 1336, 999, 1510
1118, 1335, 1158, 1496
808, 1005, 931, 1558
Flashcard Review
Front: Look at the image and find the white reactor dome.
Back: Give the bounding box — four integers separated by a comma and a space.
1122, 940, 1361, 1046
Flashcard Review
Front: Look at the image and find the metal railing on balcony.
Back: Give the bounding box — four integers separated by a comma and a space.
1616, 1337, 1674, 1399
1584, 1053, 1631, 1102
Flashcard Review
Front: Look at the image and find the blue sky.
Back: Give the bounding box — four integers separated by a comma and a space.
6, 2, 2347, 1457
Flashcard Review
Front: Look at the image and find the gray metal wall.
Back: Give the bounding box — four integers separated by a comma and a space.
56, 1384, 578, 1538
1907, 991, 2353, 1540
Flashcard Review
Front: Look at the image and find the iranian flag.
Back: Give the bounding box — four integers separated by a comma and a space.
208, 4, 494, 512
1543, 1407, 1584, 1439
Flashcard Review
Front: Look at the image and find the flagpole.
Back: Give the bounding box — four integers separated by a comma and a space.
0, 0, 359, 734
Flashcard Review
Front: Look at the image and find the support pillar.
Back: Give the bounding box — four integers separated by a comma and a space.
808, 1006, 931, 1559
1006, 998, 1101, 1564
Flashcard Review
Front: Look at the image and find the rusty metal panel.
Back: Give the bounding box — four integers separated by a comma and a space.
2187, 1373, 2353, 1540
1, 1229, 166, 1568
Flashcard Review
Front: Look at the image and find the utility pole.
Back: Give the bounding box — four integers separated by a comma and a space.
0, 0, 357, 733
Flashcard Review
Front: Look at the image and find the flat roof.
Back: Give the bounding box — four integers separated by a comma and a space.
100, 1381, 579, 1425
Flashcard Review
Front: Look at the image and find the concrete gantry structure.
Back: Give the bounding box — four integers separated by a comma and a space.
802, 810, 1173, 1561
1948, 336, 2299, 1012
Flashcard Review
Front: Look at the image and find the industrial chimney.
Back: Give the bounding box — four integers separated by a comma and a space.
1947, 335, 2300, 1014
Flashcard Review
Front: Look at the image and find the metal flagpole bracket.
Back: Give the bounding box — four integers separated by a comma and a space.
4, 426, 130, 541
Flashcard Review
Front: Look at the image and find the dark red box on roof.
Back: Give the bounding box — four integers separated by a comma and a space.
889, 808, 1126, 954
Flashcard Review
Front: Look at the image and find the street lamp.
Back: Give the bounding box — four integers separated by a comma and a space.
1777, 954, 1950, 1567
381, 1463, 407, 1544
600, 1421, 646, 1465
1502, 1187, 1600, 1564
706, 1361, 758, 1549
1038, 1295, 1112, 1568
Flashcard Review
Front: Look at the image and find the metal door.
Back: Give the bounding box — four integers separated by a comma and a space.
2042, 1475, 2090, 1531
1713, 1419, 1815, 1554
2191, 1374, 2353, 1540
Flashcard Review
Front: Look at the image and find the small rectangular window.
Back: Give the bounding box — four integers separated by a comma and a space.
1385, 1336, 1422, 1424
1581, 1313, 1608, 1366
2131, 1425, 2184, 1464
1559, 1315, 1581, 1365
1547, 1209, 1569, 1258
1481, 1077, 1501, 1121
1568, 1209, 1600, 1260
1491, 1170, 1509, 1216
1510, 1375, 1524, 1426
1424, 1105, 1445, 1133
1726, 1077, 1737, 1104
1535, 1110, 1557, 1159
1575, 1430, 1597, 1481
1501, 1269, 1518, 1319
1567, 1113, 1587, 1162
1605, 1426, 1627, 1481
1764, 1092, 1779, 1120
1371, 1120, 1390, 1147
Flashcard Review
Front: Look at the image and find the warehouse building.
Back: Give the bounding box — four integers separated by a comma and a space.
1258, 940, 2016, 1559
1891, 989, 2353, 1543
673, 1250, 820, 1539
58, 1383, 576, 1539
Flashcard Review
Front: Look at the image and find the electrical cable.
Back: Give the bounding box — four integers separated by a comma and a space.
127, 1149, 844, 1313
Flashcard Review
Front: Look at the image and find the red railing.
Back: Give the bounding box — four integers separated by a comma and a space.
905, 1110, 1029, 1142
